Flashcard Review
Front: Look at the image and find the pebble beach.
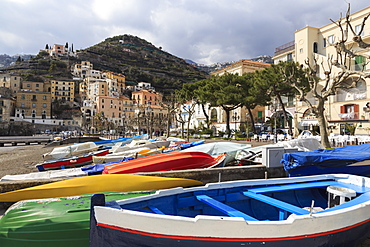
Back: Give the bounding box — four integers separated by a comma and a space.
0, 144, 56, 179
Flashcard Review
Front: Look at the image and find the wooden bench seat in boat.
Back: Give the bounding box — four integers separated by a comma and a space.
242, 191, 309, 220
195, 194, 258, 221
247, 180, 369, 194
148, 205, 165, 215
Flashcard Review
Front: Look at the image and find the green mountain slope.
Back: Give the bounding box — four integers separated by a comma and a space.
1, 34, 208, 95
77, 34, 208, 93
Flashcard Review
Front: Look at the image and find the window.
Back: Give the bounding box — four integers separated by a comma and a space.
355, 56, 366, 71
43, 95, 47, 100
299, 48, 303, 53
287, 53, 293, 61
21, 94, 25, 99
21, 103, 25, 108
43, 103, 47, 108
328, 35, 334, 44
339, 104, 359, 119
355, 24, 364, 36
323, 38, 327, 48
313, 42, 318, 53
257, 111, 263, 122
32, 103, 36, 108
0, 101, 3, 106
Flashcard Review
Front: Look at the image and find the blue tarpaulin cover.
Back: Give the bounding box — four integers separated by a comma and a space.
82, 157, 134, 175
281, 143, 370, 175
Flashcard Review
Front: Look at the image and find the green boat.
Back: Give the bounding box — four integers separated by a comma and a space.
0, 191, 153, 247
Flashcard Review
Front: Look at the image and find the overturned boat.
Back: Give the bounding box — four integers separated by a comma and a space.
102, 151, 227, 174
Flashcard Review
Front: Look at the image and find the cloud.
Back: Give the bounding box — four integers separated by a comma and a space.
0, 0, 369, 63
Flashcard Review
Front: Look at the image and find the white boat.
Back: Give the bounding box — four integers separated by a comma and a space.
43, 142, 100, 160
90, 174, 370, 246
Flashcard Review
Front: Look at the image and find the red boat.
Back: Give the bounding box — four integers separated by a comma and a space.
36, 149, 109, 171
102, 151, 227, 174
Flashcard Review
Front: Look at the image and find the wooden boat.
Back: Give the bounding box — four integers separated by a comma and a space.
0, 191, 153, 247
36, 149, 110, 171
90, 174, 370, 247
0, 174, 203, 202
102, 151, 227, 174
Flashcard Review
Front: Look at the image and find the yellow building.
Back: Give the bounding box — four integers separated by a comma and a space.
15, 91, 51, 120
209, 59, 270, 133
211, 59, 271, 76
104, 71, 126, 97
50, 80, 75, 102
273, 6, 370, 135
0, 96, 15, 122
0, 73, 21, 94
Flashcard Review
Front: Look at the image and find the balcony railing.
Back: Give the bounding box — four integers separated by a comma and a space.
338, 112, 359, 120
274, 41, 295, 56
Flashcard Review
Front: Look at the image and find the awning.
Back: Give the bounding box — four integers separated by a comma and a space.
299, 120, 318, 127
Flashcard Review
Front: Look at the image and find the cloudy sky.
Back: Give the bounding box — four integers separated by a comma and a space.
1, 0, 369, 65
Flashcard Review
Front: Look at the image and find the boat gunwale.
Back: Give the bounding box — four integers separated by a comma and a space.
98, 174, 370, 222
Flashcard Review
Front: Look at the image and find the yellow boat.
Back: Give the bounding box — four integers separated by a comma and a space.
0, 174, 203, 202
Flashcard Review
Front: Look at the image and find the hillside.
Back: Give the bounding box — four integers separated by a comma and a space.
76, 34, 208, 94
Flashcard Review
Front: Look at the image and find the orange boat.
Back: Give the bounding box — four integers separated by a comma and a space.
102, 151, 227, 174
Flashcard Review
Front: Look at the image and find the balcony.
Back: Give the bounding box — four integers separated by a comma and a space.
338, 112, 359, 120
274, 41, 295, 56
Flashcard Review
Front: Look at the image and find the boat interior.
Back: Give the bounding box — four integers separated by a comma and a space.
118, 179, 370, 221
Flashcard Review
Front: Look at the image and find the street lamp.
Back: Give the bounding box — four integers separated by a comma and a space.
232, 111, 240, 139
146, 106, 153, 139
273, 97, 279, 143
135, 108, 141, 135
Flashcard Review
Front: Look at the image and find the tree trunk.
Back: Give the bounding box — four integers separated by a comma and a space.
276, 93, 293, 135
181, 122, 185, 139
225, 109, 232, 138
201, 104, 210, 129
186, 117, 191, 142
246, 107, 256, 133
166, 111, 171, 138
316, 102, 331, 148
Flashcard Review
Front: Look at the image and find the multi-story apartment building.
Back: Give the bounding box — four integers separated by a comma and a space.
50, 80, 75, 102
72, 61, 94, 79
0, 95, 15, 122
132, 88, 162, 106
210, 59, 271, 76
0, 73, 21, 94
87, 78, 108, 99
104, 72, 126, 97
21, 81, 50, 92
15, 90, 51, 121
273, 6, 370, 136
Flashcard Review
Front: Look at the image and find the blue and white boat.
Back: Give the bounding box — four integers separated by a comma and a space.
90, 174, 370, 247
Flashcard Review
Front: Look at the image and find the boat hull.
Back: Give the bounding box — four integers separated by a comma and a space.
0, 174, 203, 202
0, 192, 153, 247
37, 149, 109, 171
92, 218, 370, 247
102, 151, 226, 174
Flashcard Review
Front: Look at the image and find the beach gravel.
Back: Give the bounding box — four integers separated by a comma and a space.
0, 144, 56, 179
